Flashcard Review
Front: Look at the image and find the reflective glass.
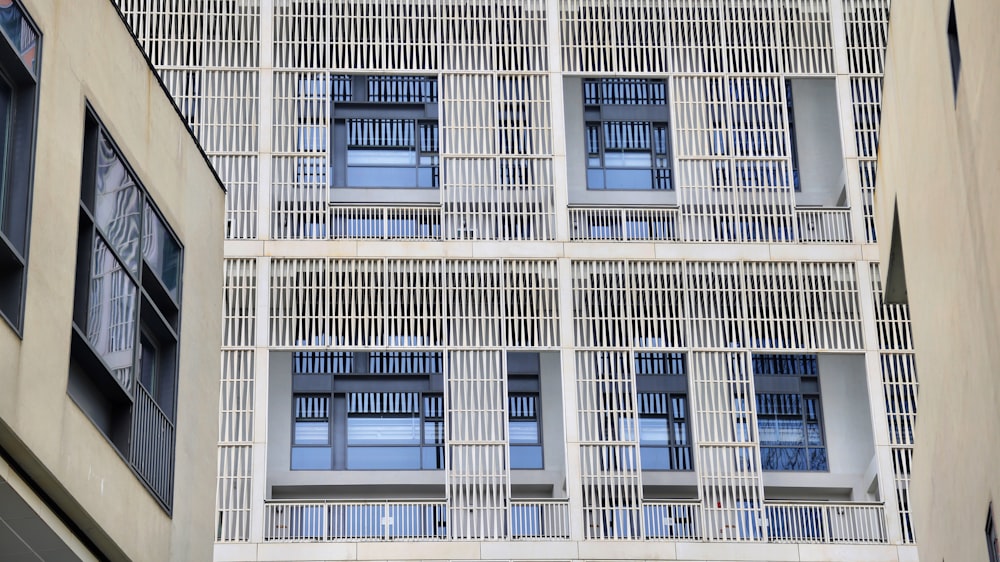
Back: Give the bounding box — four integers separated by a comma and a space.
604, 152, 652, 168
509, 420, 539, 444
347, 148, 416, 166
292, 447, 332, 470
87, 237, 137, 390
94, 135, 141, 273
0, 3, 37, 73
0, 79, 10, 233
347, 166, 418, 188
638, 417, 669, 445
510, 446, 543, 469
347, 416, 420, 445
604, 169, 653, 189
347, 447, 421, 469
142, 203, 181, 298
295, 421, 328, 445
640, 446, 670, 470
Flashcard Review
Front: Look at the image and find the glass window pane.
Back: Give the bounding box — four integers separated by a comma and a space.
640, 446, 669, 470
604, 168, 653, 190
347, 416, 420, 445
639, 417, 669, 445
347, 166, 418, 188
347, 447, 421, 469
509, 420, 539, 444
295, 421, 329, 445
292, 447, 332, 470
510, 446, 543, 469
0, 4, 37, 72
87, 237, 137, 390
346, 148, 416, 166
0, 79, 10, 232
142, 203, 181, 297
94, 134, 141, 273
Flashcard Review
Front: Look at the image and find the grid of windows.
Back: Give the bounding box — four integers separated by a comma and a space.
583, 78, 671, 191
327, 75, 439, 190
753, 354, 827, 472
290, 351, 446, 471
68, 109, 184, 510
0, 0, 37, 332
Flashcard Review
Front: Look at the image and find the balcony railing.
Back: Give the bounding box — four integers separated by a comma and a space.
262, 499, 887, 544
129, 385, 175, 509
763, 502, 887, 544
795, 208, 853, 243
328, 205, 442, 240
511, 499, 571, 539
265, 500, 448, 541
570, 205, 680, 241
643, 501, 702, 540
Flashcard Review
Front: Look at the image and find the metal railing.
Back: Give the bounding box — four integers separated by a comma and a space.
262, 499, 888, 544
570, 205, 680, 241
264, 500, 448, 541
643, 501, 702, 540
328, 205, 442, 240
795, 208, 853, 243
510, 499, 571, 539
129, 385, 175, 508
763, 502, 887, 544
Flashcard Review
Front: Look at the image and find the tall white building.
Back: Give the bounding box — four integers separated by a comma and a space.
115, 1, 918, 560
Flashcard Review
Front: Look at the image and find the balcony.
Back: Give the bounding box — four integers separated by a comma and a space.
796, 207, 853, 243
262, 499, 886, 544
570, 205, 680, 241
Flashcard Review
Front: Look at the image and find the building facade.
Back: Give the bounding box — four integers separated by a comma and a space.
876, 1, 1000, 561
0, 0, 226, 560
114, 1, 918, 561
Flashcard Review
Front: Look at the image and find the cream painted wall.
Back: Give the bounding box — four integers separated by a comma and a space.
877, 0, 1000, 560
0, 0, 225, 560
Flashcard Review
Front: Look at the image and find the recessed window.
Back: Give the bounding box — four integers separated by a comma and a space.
317, 75, 439, 189
634, 352, 692, 471
583, 78, 672, 191
68, 110, 183, 511
947, 0, 961, 98
0, 0, 38, 333
753, 354, 828, 472
509, 393, 542, 469
289, 351, 445, 471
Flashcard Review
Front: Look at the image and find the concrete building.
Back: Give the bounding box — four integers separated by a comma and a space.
877, 1, 1000, 561
0, 0, 226, 560
114, 1, 919, 561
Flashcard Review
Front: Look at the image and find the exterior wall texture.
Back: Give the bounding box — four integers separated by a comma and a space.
0, 0, 226, 560
877, 1, 1000, 561
113, 1, 918, 561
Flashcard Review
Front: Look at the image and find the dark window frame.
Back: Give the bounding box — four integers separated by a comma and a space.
320, 75, 439, 190
583, 78, 672, 191
68, 108, 184, 512
634, 352, 692, 472
290, 350, 446, 471
0, 0, 39, 334
752, 353, 828, 472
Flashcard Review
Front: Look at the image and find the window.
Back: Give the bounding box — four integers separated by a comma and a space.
583, 78, 671, 191
752, 354, 828, 472
947, 0, 961, 98
508, 352, 544, 470
289, 351, 445, 471
637, 393, 690, 470
68, 110, 183, 511
785, 80, 800, 191
324, 75, 439, 189
634, 352, 692, 471
0, 0, 37, 332
509, 394, 542, 469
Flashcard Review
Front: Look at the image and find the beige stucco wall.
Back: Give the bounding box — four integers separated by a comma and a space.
877, 0, 1000, 560
0, 0, 225, 560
